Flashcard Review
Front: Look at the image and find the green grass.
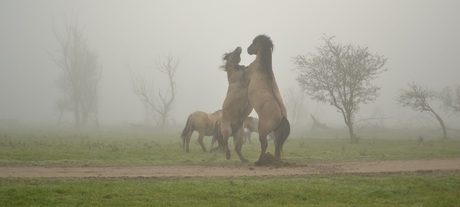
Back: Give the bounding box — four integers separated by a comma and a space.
1, 130, 459, 167
1, 129, 460, 206
1, 171, 459, 206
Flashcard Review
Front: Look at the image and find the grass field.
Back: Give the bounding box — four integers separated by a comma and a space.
1, 128, 460, 206
1, 171, 459, 206
1, 128, 460, 166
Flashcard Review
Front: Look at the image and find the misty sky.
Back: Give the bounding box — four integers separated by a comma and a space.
1, 0, 459, 128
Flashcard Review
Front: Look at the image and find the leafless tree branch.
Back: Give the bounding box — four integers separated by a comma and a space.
396, 82, 448, 139
293, 35, 387, 143
131, 54, 180, 128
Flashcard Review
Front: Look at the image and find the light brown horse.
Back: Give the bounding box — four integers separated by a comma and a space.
214, 47, 252, 162
243, 116, 274, 144
181, 110, 222, 153
247, 35, 290, 165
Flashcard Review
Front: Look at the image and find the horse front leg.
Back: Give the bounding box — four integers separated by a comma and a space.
210, 136, 216, 153
185, 133, 192, 153
255, 132, 268, 166
197, 133, 207, 152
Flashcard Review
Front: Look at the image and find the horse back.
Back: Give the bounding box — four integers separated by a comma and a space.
270, 73, 288, 117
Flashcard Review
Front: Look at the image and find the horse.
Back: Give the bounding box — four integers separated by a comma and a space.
243, 116, 274, 144
247, 34, 290, 165
181, 110, 222, 153
213, 46, 252, 162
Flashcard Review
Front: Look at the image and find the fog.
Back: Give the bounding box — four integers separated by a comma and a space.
1, 0, 460, 132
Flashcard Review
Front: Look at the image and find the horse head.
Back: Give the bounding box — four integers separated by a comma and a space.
247, 35, 274, 55
222, 47, 242, 71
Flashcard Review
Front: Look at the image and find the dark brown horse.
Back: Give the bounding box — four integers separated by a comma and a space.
214, 47, 252, 162
247, 35, 290, 165
181, 110, 222, 153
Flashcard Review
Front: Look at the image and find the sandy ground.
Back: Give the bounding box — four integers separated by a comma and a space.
1, 158, 459, 178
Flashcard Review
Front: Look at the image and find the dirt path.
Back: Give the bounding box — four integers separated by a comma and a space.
1, 158, 459, 178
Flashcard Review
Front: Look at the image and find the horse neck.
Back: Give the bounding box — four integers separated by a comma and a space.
256, 49, 272, 71
226, 65, 244, 83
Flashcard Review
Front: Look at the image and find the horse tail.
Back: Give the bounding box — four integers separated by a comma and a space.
181, 114, 193, 142
274, 116, 290, 157
213, 120, 225, 151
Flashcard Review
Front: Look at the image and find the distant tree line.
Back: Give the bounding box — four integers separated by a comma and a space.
49, 15, 101, 129
49, 15, 458, 138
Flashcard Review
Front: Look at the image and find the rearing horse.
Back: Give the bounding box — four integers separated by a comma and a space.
247, 35, 290, 165
214, 46, 252, 162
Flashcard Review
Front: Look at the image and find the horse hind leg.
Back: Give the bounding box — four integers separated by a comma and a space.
197, 133, 207, 152
255, 132, 269, 166
234, 127, 248, 162
211, 120, 223, 153
220, 124, 232, 160
274, 117, 290, 160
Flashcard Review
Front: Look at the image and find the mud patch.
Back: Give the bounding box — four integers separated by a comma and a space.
1, 158, 460, 178
255, 152, 295, 167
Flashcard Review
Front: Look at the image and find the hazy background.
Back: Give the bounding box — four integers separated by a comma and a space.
1, 0, 459, 132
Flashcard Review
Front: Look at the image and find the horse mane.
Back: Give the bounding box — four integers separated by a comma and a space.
251, 35, 275, 80
220, 52, 231, 71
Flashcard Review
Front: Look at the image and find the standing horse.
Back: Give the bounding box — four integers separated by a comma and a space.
243, 116, 274, 144
247, 35, 290, 165
243, 116, 258, 144
214, 46, 252, 162
181, 110, 222, 153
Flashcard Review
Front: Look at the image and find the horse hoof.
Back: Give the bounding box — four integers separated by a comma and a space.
241, 158, 249, 163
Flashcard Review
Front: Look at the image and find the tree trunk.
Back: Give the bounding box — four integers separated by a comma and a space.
346, 120, 357, 144
160, 113, 167, 128
431, 109, 447, 139
74, 100, 81, 128
94, 114, 100, 131
80, 102, 89, 128
344, 110, 357, 144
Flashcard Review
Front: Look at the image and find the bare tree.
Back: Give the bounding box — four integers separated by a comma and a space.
310, 114, 329, 133
396, 82, 447, 139
293, 35, 387, 143
131, 54, 179, 128
439, 85, 460, 114
49, 16, 101, 129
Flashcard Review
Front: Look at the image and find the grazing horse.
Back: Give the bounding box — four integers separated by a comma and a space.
247, 35, 290, 165
214, 47, 252, 162
243, 116, 274, 144
181, 110, 222, 153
